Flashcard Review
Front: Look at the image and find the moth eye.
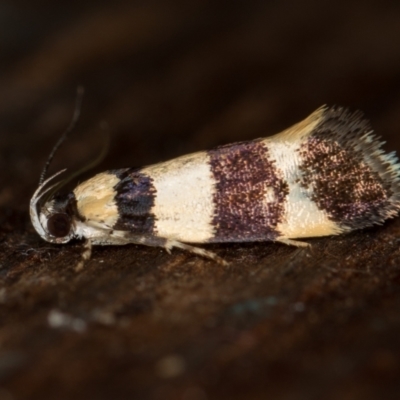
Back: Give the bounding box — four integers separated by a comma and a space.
47, 213, 71, 238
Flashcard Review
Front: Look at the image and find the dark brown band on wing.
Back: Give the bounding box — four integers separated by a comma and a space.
298, 130, 393, 230
208, 141, 288, 242
112, 169, 156, 235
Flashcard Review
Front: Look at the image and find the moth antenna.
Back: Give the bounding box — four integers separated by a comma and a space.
39, 86, 85, 186
31, 169, 68, 206
56, 128, 110, 189
41, 128, 110, 204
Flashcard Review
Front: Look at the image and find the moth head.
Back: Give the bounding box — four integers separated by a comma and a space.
30, 169, 77, 244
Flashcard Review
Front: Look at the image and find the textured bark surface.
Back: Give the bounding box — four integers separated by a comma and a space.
1, 1, 400, 399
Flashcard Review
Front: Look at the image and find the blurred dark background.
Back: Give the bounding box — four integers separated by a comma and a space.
1, 1, 400, 399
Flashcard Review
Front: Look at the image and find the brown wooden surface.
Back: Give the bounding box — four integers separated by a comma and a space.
1, 1, 400, 399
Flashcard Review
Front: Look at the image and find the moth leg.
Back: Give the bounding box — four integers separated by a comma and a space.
164, 239, 229, 266
124, 234, 229, 265
276, 238, 311, 248
75, 239, 93, 271
94, 230, 229, 265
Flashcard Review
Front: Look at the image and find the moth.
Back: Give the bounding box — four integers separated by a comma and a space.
30, 106, 400, 266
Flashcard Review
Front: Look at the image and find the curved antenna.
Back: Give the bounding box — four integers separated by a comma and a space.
56, 128, 110, 186
32, 90, 111, 241
39, 86, 85, 186
31, 127, 110, 237
41, 129, 110, 204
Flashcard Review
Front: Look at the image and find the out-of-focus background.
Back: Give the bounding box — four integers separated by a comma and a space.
1, 1, 400, 399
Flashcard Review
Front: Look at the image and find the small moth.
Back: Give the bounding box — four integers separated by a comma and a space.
30, 106, 400, 265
